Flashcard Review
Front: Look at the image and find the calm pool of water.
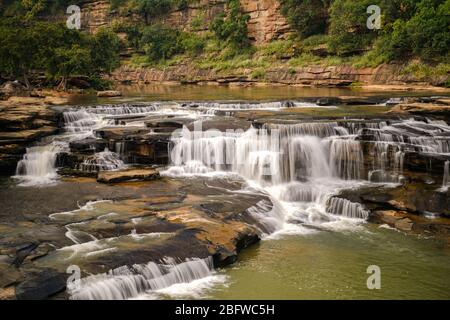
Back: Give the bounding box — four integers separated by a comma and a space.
209, 224, 450, 300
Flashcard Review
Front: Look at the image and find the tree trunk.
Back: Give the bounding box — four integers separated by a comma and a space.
23, 73, 31, 90
57, 76, 67, 91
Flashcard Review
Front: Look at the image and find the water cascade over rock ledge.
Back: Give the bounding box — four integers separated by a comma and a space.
1, 96, 450, 300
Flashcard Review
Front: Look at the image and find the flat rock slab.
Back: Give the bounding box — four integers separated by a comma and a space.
97, 168, 160, 183
97, 90, 122, 97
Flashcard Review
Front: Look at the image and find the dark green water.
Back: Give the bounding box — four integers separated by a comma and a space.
210, 224, 450, 300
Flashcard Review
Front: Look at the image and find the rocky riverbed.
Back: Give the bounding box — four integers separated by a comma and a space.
0, 90, 449, 300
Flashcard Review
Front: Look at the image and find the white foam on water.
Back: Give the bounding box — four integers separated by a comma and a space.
14, 141, 68, 187
69, 257, 220, 300
164, 123, 373, 236
49, 200, 113, 220
135, 274, 228, 300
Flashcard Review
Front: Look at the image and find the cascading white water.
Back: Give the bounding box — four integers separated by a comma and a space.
326, 197, 369, 220
14, 141, 68, 186
328, 138, 363, 180
14, 104, 165, 186
195, 101, 334, 115
69, 256, 218, 300
443, 161, 449, 188
163, 122, 369, 234
77, 148, 126, 172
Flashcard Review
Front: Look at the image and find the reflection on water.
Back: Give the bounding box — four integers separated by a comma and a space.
68, 84, 445, 105
209, 225, 450, 300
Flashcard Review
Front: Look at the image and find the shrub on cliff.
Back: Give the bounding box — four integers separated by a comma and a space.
210, 0, 250, 50
376, 0, 450, 62
141, 24, 182, 61
327, 0, 378, 56
90, 27, 121, 73
280, 0, 331, 39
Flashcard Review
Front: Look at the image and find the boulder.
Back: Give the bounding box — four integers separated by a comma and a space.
97, 168, 160, 183
97, 90, 122, 97
15, 268, 65, 300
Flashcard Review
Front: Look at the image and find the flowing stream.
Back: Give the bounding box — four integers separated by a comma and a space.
7, 90, 450, 300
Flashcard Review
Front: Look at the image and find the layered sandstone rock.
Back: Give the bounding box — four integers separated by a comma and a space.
79, 0, 290, 44
109, 63, 449, 88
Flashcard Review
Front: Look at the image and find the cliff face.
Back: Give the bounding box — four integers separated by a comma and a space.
79, 0, 290, 44
108, 63, 449, 88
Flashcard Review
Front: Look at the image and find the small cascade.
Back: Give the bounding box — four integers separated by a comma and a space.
288, 136, 332, 180
443, 161, 449, 188
394, 149, 405, 175
366, 119, 450, 155
246, 200, 285, 235
69, 257, 216, 300
326, 197, 369, 220
14, 141, 67, 186
63, 104, 160, 135
197, 101, 329, 115
266, 122, 345, 138
77, 149, 126, 172
328, 138, 363, 180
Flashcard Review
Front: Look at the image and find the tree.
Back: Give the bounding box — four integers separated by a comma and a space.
375, 0, 450, 62
134, 0, 173, 24
46, 44, 93, 91
90, 27, 121, 73
0, 18, 40, 88
210, 0, 250, 50
280, 0, 331, 38
327, 0, 378, 56
141, 24, 181, 61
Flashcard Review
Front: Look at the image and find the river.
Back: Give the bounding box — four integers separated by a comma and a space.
2, 85, 449, 300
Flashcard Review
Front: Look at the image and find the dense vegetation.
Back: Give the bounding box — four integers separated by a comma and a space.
0, 0, 120, 90
281, 0, 450, 64
0, 0, 449, 89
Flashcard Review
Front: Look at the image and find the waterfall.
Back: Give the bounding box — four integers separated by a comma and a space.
328, 138, 363, 180
164, 122, 370, 234
69, 257, 217, 300
14, 141, 68, 186
266, 122, 346, 138
14, 104, 164, 186
196, 101, 332, 115
326, 197, 369, 220
77, 148, 126, 172
394, 149, 405, 175
443, 161, 449, 188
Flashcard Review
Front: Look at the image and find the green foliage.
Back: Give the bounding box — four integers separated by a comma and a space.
327, 0, 377, 56
210, 0, 250, 50
376, 0, 450, 62
141, 24, 181, 61
134, 0, 172, 23
262, 40, 296, 59
251, 68, 266, 80
0, 16, 121, 89
280, 0, 331, 38
90, 27, 121, 73
177, 32, 205, 56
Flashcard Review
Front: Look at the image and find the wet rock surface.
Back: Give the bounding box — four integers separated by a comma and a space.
0, 176, 271, 299
97, 168, 160, 183
0, 103, 60, 174
2, 95, 450, 299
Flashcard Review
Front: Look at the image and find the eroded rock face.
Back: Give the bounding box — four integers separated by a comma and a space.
109, 63, 449, 87
0, 177, 272, 299
240, 0, 291, 43
97, 168, 160, 183
0, 104, 59, 174
80, 0, 290, 44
